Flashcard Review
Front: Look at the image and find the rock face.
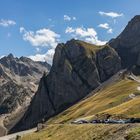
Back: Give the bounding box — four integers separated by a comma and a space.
0, 54, 50, 135
12, 39, 121, 132
109, 15, 140, 69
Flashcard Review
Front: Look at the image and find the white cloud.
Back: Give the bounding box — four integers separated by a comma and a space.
98, 23, 109, 29
65, 27, 75, 33
0, 19, 16, 27
73, 17, 77, 20
20, 27, 60, 64
98, 23, 113, 34
20, 27, 60, 48
65, 26, 106, 45
0, 55, 5, 59
28, 49, 55, 64
64, 15, 77, 21
64, 15, 71, 21
20, 27, 25, 33
66, 27, 97, 37
107, 28, 113, 34
99, 11, 123, 18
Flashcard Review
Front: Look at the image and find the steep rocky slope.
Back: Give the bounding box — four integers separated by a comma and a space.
12, 39, 121, 132
47, 74, 140, 124
0, 54, 50, 136
109, 15, 140, 70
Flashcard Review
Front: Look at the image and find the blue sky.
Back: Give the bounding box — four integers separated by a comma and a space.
0, 0, 140, 64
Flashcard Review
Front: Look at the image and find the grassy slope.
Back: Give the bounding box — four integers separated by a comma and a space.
21, 124, 140, 140
126, 127, 140, 140
48, 78, 140, 123
21, 78, 140, 140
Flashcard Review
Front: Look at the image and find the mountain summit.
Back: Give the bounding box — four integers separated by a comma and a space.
12, 39, 121, 131
109, 15, 140, 68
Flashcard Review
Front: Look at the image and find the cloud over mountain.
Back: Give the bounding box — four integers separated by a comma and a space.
20, 27, 60, 48
20, 27, 60, 64
65, 26, 106, 45
28, 49, 54, 64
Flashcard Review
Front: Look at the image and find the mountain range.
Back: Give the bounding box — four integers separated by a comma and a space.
0, 54, 50, 136
1, 15, 140, 140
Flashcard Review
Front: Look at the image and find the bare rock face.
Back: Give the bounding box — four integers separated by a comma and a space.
0, 54, 50, 136
96, 46, 121, 82
109, 15, 140, 68
12, 39, 121, 132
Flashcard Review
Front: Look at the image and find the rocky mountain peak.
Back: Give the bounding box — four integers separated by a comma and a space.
12, 39, 121, 132
109, 15, 140, 68
20, 56, 32, 62
128, 15, 140, 25
119, 15, 140, 41
7, 53, 14, 59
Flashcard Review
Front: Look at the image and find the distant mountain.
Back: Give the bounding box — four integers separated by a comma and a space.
12, 39, 121, 132
0, 54, 50, 136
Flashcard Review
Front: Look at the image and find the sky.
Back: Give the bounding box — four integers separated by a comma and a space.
0, 0, 140, 64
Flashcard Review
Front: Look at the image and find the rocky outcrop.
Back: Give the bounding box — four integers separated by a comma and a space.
0, 54, 50, 136
12, 39, 121, 132
109, 15, 140, 68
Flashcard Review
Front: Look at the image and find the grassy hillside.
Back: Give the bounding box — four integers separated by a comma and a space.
21, 77, 140, 140
48, 78, 140, 123
21, 124, 140, 140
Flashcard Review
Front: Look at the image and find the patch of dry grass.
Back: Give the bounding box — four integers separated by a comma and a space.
21, 78, 140, 140
48, 79, 139, 124
21, 124, 140, 140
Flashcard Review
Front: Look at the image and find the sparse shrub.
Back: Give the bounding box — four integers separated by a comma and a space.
16, 135, 21, 140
